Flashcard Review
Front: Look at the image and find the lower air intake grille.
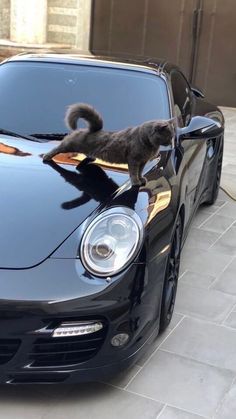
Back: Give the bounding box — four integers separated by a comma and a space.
0, 339, 21, 364
30, 327, 107, 367
9, 373, 69, 384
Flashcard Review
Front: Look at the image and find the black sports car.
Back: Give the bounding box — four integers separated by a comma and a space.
0, 53, 224, 384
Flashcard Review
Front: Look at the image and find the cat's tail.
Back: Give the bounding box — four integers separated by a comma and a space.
65, 103, 103, 132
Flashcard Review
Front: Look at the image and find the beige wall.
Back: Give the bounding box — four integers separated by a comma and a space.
10, 0, 47, 43
0, 0, 92, 49
0, 0, 10, 39
47, 0, 92, 48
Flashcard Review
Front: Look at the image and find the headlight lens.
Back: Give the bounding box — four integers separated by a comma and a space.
80, 208, 143, 277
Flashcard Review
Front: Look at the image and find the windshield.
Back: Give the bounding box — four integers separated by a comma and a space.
0, 61, 170, 137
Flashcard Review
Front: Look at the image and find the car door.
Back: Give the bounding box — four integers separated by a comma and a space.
170, 70, 207, 218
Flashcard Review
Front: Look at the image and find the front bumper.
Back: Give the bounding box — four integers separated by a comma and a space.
0, 326, 158, 384
0, 255, 167, 384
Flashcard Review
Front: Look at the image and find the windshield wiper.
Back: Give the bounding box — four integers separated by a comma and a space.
30, 133, 67, 141
0, 128, 44, 143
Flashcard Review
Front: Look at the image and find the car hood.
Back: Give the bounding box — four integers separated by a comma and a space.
0, 136, 132, 269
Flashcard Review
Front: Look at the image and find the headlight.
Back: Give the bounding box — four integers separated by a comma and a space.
80, 207, 143, 277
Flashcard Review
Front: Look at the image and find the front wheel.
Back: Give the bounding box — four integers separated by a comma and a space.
159, 215, 182, 332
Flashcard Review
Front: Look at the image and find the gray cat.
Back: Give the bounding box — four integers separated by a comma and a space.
43, 103, 174, 186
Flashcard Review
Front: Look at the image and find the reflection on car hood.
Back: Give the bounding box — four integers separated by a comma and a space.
0, 137, 131, 269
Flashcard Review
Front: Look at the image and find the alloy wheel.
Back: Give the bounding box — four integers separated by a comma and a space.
159, 216, 182, 332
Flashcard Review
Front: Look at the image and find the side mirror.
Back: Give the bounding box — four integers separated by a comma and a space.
178, 116, 222, 140
191, 86, 205, 98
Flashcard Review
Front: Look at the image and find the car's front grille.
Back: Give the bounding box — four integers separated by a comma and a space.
0, 339, 21, 364
29, 327, 107, 367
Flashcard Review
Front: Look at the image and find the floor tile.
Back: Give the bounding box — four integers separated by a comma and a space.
224, 311, 236, 329
209, 241, 236, 257
162, 317, 236, 372
222, 156, 236, 166
213, 257, 236, 295
0, 385, 68, 419
217, 202, 236, 220
192, 209, 213, 227
223, 164, 236, 175
180, 270, 215, 289
198, 204, 220, 214
137, 313, 184, 367
184, 228, 220, 250
215, 382, 236, 419
179, 261, 187, 276
43, 382, 164, 419
180, 246, 232, 276
199, 214, 234, 234
213, 199, 227, 208
175, 282, 235, 322
217, 189, 234, 202
102, 363, 141, 389
127, 350, 233, 418
220, 107, 236, 119
210, 226, 236, 256
158, 406, 206, 419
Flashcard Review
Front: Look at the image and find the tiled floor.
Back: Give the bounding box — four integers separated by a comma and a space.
1, 108, 236, 419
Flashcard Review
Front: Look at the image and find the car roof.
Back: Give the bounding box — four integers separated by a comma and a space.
3, 51, 174, 76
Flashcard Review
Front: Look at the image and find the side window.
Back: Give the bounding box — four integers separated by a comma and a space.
171, 71, 192, 127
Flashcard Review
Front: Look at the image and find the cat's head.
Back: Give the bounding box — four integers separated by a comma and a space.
149, 118, 175, 147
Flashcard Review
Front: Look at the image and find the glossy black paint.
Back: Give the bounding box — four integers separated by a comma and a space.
0, 53, 224, 384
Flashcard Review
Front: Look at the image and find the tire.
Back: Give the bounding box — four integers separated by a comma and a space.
159, 215, 182, 333
204, 139, 223, 205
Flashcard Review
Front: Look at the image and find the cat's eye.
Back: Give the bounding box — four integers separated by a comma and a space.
80, 207, 143, 277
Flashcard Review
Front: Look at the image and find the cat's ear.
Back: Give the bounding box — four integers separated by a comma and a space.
158, 122, 171, 131
167, 117, 177, 123
163, 117, 176, 125
158, 117, 176, 131
159, 122, 169, 129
